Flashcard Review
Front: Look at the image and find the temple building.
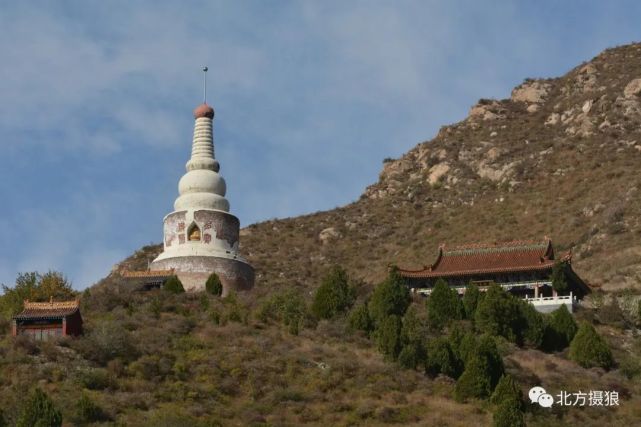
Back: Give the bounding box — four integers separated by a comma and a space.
12, 299, 83, 340
146, 100, 254, 294
397, 238, 590, 313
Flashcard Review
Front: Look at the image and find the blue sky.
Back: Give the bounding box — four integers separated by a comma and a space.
1, 1, 640, 290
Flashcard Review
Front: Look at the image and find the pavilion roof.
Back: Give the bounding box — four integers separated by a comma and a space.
398, 238, 568, 279
14, 299, 80, 320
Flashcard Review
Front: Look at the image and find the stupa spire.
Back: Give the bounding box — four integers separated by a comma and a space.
173, 91, 229, 212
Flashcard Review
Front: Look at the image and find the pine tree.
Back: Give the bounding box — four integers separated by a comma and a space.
163, 276, 185, 294
401, 305, 427, 347
311, 265, 355, 319
426, 279, 464, 330
17, 388, 62, 427
569, 322, 614, 369
519, 300, 545, 348
348, 302, 373, 334
492, 398, 525, 427
543, 304, 577, 351
490, 374, 523, 408
475, 284, 521, 342
368, 267, 411, 326
205, 273, 223, 296
374, 315, 402, 361
398, 344, 420, 369
463, 283, 481, 320
425, 337, 462, 379
550, 261, 568, 293
454, 353, 493, 401
454, 335, 504, 401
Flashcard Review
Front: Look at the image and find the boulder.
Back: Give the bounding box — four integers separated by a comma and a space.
624, 78, 641, 98
511, 81, 550, 103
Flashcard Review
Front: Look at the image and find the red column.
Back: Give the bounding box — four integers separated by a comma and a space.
62, 318, 67, 336
11, 320, 17, 336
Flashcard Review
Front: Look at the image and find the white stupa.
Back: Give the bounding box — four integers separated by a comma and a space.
150, 99, 254, 293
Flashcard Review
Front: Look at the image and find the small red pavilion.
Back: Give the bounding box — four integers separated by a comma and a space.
12, 299, 83, 340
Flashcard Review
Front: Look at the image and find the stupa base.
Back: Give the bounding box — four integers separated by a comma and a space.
150, 256, 254, 295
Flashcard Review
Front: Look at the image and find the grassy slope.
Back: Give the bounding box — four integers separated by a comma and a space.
3, 43, 641, 426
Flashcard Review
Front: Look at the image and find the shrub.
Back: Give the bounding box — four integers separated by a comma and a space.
164, 276, 185, 294
475, 284, 522, 342
569, 322, 614, 369
543, 305, 577, 351
425, 337, 462, 379
426, 279, 464, 330
72, 321, 139, 365
374, 315, 402, 361
76, 368, 113, 390
599, 298, 626, 327
311, 265, 355, 319
75, 393, 105, 424
492, 398, 525, 427
368, 267, 411, 326
257, 289, 308, 335
0, 410, 6, 427
205, 273, 223, 296
551, 261, 568, 293
463, 283, 481, 320
348, 302, 373, 334
17, 388, 62, 427
490, 374, 523, 408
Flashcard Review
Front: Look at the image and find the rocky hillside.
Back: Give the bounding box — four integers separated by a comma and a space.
233, 42, 641, 295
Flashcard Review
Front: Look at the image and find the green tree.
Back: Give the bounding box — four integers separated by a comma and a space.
368, 267, 411, 326
398, 344, 421, 369
551, 261, 568, 293
1, 271, 76, 318
490, 374, 523, 408
311, 265, 355, 319
426, 279, 464, 330
569, 322, 614, 369
492, 398, 525, 427
475, 284, 521, 342
518, 300, 546, 348
205, 273, 223, 296
454, 335, 504, 401
17, 388, 62, 427
455, 332, 478, 364
0, 409, 6, 427
463, 283, 481, 320
257, 289, 307, 335
375, 315, 402, 361
163, 276, 185, 294
348, 302, 373, 334
543, 304, 578, 351
401, 305, 427, 348
425, 337, 462, 379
